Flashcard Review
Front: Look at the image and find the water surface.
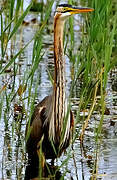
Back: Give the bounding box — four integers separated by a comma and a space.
0, 1, 117, 180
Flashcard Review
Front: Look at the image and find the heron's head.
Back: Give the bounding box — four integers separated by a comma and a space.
55, 4, 94, 20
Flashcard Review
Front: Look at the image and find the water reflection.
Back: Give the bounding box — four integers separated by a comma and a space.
25, 161, 62, 180
0, 1, 117, 180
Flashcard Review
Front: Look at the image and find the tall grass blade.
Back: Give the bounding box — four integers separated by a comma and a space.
0, 38, 33, 74
0, 13, 4, 63
10, 0, 15, 21
8, 2, 33, 41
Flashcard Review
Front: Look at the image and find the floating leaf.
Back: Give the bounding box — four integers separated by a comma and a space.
0, 84, 7, 93
17, 84, 26, 96
14, 104, 23, 113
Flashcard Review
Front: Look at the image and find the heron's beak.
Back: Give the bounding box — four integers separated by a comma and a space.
69, 7, 94, 14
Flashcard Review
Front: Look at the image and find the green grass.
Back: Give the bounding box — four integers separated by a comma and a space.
69, 0, 117, 177
0, 0, 54, 178
0, 0, 117, 179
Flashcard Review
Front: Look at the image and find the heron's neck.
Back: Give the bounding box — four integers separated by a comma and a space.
54, 15, 66, 89
54, 16, 64, 65
47, 15, 70, 145
53, 15, 66, 140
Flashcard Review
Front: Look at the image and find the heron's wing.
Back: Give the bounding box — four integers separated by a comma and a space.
26, 96, 50, 153
70, 110, 74, 128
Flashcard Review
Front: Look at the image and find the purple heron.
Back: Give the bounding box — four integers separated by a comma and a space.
26, 3, 93, 170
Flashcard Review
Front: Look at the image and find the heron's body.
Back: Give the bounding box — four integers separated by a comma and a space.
26, 94, 74, 160
25, 4, 93, 178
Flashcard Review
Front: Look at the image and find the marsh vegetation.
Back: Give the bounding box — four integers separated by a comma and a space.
0, 0, 117, 179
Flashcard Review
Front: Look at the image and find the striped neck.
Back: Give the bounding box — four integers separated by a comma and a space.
53, 14, 66, 141
47, 13, 70, 145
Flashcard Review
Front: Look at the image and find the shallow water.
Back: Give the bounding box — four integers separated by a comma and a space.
0, 1, 117, 180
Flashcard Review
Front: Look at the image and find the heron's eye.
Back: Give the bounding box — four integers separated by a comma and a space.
63, 8, 66, 12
